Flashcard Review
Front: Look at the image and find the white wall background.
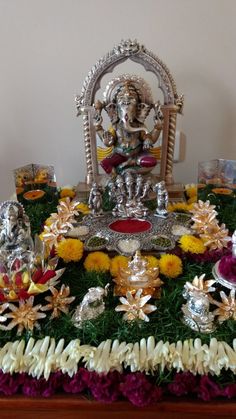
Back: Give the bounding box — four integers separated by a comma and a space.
0, 0, 236, 200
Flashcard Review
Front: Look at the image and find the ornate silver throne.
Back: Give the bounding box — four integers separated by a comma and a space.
76, 39, 184, 197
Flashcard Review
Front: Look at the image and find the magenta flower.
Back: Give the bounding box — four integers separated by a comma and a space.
168, 372, 198, 396
219, 255, 236, 282
222, 384, 236, 398
22, 377, 52, 397
22, 372, 63, 397
63, 368, 90, 394
120, 372, 162, 407
198, 376, 223, 401
88, 371, 122, 402
0, 371, 23, 395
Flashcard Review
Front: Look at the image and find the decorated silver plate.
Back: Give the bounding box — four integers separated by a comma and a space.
75, 212, 191, 256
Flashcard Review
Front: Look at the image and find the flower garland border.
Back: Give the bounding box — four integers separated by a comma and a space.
1, 336, 236, 380
0, 369, 236, 406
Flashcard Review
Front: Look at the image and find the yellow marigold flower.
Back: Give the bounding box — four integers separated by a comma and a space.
76, 202, 90, 214
56, 238, 84, 263
187, 196, 197, 205
84, 251, 110, 272
145, 255, 159, 269
185, 185, 197, 199
60, 188, 76, 199
179, 235, 206, 254
159, 254, 183, 278
167, 202, 191, 213
110, 255, 129, 277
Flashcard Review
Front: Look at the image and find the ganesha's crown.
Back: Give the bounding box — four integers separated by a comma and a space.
103, 74, 153, 106
116, 81, 139, 104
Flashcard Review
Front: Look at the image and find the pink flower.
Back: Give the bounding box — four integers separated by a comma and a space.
222, 384, 236, 398
0, 371, 22, 395
63, 368, 90, 394
168, 372, 198, 396
88, 371, 122, 402
22, 372, 63, 397
198, 376, 223, 401
22, 377, 52, 397
218, 255, 236, 282
120, 372, 162, 407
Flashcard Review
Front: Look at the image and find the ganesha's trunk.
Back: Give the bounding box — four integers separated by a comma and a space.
122, 117, 149, 134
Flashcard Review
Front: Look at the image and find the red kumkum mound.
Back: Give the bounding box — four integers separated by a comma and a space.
109, 219, 152, 234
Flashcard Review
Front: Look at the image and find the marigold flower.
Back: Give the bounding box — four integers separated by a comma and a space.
144, 255, 159, 269
110, 255, 129, 277
187, 196, 197, 205
76, 202, 90, 214
185, 185, 197, 199
56, 238, 84, 263
159, 254, 183, 278
179, 235, 206, 254
167, 202, 191, 213
84, 252, 110, 272
60, 188, 76, 199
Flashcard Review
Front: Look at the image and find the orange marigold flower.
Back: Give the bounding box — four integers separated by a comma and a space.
60, 188, 76, 199
185, 185, 197, 199
56, 238, 84, 262
76, 202, 90, 214
179, 235, 206, 254
144, 255, 159, 269
84, 252, 110, 272
110, 255, 129, 277
159, 254, 183, 278
168, 202, 191, 213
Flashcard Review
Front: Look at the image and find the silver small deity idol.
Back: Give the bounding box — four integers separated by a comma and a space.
0, 200, 33, 267
135, 174, 144, 199
115, 175, 126, 196
88, 182, 103, 216
182, 287, 215, 333
154, 181, 168, 217
73, 285, 109, 327
110, 173, 149, 218
140, 178, 152, 200
107, 180, 116, 200
124, 172, 134, 200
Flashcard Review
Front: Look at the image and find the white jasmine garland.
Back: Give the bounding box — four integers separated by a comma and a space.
1, 337, 236, 379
